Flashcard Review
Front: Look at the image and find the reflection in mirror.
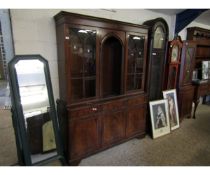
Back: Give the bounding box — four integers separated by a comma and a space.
8, 55, 66, 165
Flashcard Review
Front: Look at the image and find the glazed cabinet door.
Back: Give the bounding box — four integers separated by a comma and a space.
179, 41, 196, 86
67, 26, 98, 102
125, 32, 147, 92
69, 116, 100, 160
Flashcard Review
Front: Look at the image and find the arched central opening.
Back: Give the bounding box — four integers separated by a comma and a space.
101, 36, 123, 97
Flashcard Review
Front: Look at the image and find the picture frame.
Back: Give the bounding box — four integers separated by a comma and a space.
149, 99, 170, 139
163, 89, 180, 130
202, 61, 209, 80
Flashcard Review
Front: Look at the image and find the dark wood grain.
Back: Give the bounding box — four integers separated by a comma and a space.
54, 11, 148, 165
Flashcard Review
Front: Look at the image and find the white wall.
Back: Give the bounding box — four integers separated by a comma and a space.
10, 9, 176, 100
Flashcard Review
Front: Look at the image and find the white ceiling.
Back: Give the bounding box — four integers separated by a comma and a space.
149, 9, 210, 26
149, 9, 185, 15
194, 10, 210, 26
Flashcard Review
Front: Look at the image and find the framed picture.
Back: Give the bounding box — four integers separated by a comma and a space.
149, 99, 170, 139
163, 89, 180, 130
202, 61, 209, 80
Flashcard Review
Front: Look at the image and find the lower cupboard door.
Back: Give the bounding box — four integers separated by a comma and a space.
102, 111, 126, 146
126, 106, 146, 137
69, 116, 100, 159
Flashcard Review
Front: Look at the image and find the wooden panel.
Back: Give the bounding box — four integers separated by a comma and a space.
178, 86, 194, 120
126, 105, 146, 137
69, 104, 101, 119
69, 116, 100, 159
102, 99, 125, 111
196, 46, 210, 58
102, 111, 125, 146
127, 96, 145, 105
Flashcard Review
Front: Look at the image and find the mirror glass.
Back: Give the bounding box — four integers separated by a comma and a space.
14, 59, 57, 164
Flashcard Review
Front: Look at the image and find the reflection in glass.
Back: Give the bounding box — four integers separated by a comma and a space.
69, 28, 96, 101
153, 27, 165, 49
15, 60, 49, 113
127, 35, 145, 91
171, 45, 178, 62
15, 60, 57, 164
184, 47, 193, 83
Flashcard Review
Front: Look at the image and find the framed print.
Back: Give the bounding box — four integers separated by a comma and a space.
149, 99, 170, 139
163, 89, 180, 130
202, 61, 209, 80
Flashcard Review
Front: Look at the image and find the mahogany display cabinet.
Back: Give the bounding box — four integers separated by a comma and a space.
54, 11, 149, 165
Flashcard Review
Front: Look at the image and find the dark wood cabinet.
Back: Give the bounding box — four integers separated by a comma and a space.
69, 115, 100, 159
178, 86, 195, 121
187, 27, 210, 118
102, 111, 126, 145
54, 11, 148, 164
177, 41, 196, 120
126, 105, 146, 137
143, 18, 169, 100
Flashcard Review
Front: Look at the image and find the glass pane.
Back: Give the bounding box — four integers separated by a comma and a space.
171, 45, 178, 62
183, 47, 194, 83
85, 79, 96, 98
153, 27, 165, 49
69, 28, 96, 101
127, 35, 145, 91
127, 73, 142, 91
71, 78, 83, 100
69, 28, 96, 77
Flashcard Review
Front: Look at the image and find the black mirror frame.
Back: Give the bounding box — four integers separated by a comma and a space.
8, 54, 66, 166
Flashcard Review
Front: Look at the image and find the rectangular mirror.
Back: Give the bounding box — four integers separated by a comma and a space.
8, 55, 66, 165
